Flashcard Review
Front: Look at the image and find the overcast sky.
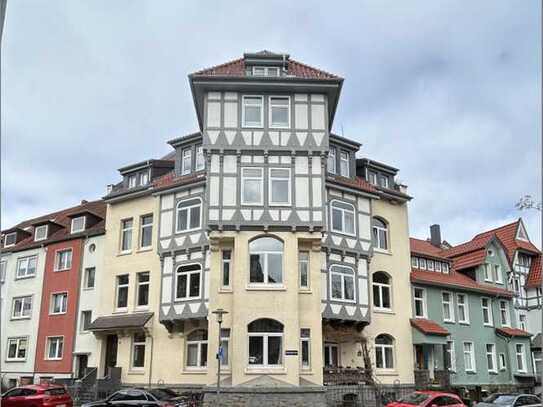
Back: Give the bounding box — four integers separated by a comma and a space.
2, 0, 541, 247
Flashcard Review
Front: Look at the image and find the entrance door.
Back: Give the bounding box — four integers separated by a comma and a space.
77, 354, 88, 378
104, 335, 118, 377
414, 345, 425, 369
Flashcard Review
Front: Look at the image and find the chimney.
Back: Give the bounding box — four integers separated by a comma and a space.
430, 224, 442, 248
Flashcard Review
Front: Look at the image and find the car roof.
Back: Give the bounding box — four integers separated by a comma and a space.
416, 391, 459, 396
18, 384, 64, 391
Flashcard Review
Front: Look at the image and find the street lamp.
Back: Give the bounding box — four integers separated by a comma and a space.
211, 308, 228, 396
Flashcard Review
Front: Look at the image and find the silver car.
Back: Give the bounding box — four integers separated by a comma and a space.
477, 394, 541, 407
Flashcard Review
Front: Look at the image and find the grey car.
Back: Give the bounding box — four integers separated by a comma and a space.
477, 394, 541, 407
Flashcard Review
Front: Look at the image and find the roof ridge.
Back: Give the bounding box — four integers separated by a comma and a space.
472, 219, 520, 239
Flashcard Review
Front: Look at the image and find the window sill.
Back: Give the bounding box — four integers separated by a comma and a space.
466, 370, 477, 375
4, 359, 27, 363
299, 289, 312, 294
245, 367, 286, 375
483, 324, 494, 328
11, 316, 31, 321
49, 312, 67, 316
82, 287, 95, 291
489, 371, 499, 375
135, 307, 150, 312
219, 289, 233, 293
112, 309, 128, 314
183, 368, 207, 374
241, 125, 264, 130
300, 369, 314, 375
117, 251, 133, 257
443, 320, 456, 324
330, 230, 357, 239
136, 247, 153, 253
246, 285, 286, 291
127, 370, 145, 375
330, 298, 357, 304
54, 269, 70, 273
458, 321, 470, 326
375, 369, 398, 376
269, 202, 292, 207
373, 249, 392, 256
15, 275, 36, 281
373, 308, 394, 315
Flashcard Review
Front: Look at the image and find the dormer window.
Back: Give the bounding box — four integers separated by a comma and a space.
195, 145, 205, 171
34, 225, 48, 242
379, 176, 389, 189
128, 174, 137, 188
368, 171, 377, 185
4, 232, 16, 247
328, 147, 336, 174
140, 171, 149, 185
182, 148, 192, 175
251, 66, 280, 77
71, 216, 86, 234
339, 151, 349, 177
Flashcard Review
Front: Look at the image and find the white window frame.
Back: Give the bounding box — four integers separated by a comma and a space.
181, 148, 192, 175
220, 328, 230, 367
241, 168, 264, 206
339, 151, 349, 177
499, 352, 507, 370
484, 263, 493, 282
45, 336, 64, 360
299, 251, 310, 290
195, 145, 205, 171
375, 335, 395, 370
443, 263, 450, 273
499, 300, 511, 327
457, 293, 470, 324
242, 95, 264, 128
131, 333, 146, 370
442, 291, 455, 322
482, 297, 493, 326
324, 343, 339, 367
175, 198, 202, 233
252, 66, 280, 77
330, 200, 356, 236
6, 337, 28, 361
186, 330, 208, 369
368, 171, 377, 185
516, 343, 527, 372
54, 249, 72, 271
80, 310, 92, 333
328, 147, 336, 174
0, 259, 6, 282
221, 250, 232, 289
71, 216, 86, 234
140, 170, 149, 185
34, 225, 48, 242
268, 96, 291, 129
519, 314, 527, 331
330, 265, 356, 303
372, 218, 389, 251
120, 218, 133, 253
380, 176, 389, 188
463, 341, 476, 372
136, 271, 150, 309
16, 255, 37, 279
84, 267, 95, 289
115, 274, 129, 311
435, 262, 442, 272
268, 168, 291, 206
300, 329, 311, 369
494, 264, 503, 284
50, 292, 68, 315
247, 332, 283, 368
12, 296, 32, 319
249, 238, 284, 286
411, 257, 419, 268
372, 272, 392, 311
175, 263, 202, 300
427, 260, 434, 271
4, 232, 16, 247
128, 174, 137, 188
419, 258, 427, 270
486, 343, 497, 373
445, 340, 456, 372
139, 214, 153, 249
413, 287, 427, 318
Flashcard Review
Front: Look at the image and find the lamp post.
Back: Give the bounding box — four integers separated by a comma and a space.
211, 308, 228, 396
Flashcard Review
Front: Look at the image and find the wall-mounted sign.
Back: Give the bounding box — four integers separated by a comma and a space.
285, 350, 298, 356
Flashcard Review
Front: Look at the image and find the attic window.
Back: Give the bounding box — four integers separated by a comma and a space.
4, 233, 16, 247
128, 174, 137, 188
251, 66, 280, 77
71, 216, 86, 234
34, 225, 48, 242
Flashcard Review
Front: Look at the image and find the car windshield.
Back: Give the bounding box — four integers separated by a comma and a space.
149, 389, 178, 400
399, 393, 431, 405
483, 395, 517, 405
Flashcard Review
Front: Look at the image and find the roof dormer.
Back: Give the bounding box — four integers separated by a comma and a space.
67, 207, 104, 234
1, 227, 32, 249
30, 219, 63, 242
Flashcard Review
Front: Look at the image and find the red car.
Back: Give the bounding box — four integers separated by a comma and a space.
1, 384, 73, 407
387, 391, 466, 407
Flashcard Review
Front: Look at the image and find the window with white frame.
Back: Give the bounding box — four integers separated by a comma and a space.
375, 334, 394, 369
195, 145, 205, 171
445, 341, 456, 371
140, 170, 149, 185
367, 171, 377, 185
411, 257, 419, 268
413, 288, 426, 318
241, 168, 264, 205
457, 294, 469, 324
220, 328, 230, 367
269, 96, 290, 128
514, 277, 521, 294
499, 300, 510, 326
50, 292, 68, 314
379, 176, 389, 188
242, 96, 264, 127
80, 310, 92, 332
176, 198, 202, 233
116, 274, 129, 310
249, 237, 283, 285
71, 217, 86, 234
482, 298, 493, 326
139, 214, 153, 248
324, 343, 339, 367
4, 232, 16, 247
84, 267, 95, 289
34, 225, 48, 241
299, 251, 309, 290
128, 174, 137, 188
442, 263, 450, 273
331, 201, 355, 235
419, 258, 427, 270
46, 337, 63, 360
516, 343, 527, 372
519, 314, 527, 331
484, 264, 492, 281
427, 260, 434, 271
16, 256, 37, 278
0, 260, 6, 282
12, 296, 32, 319
300, 329, 311, 369
499, 353, 507, 370
131, 333, 146, 369
221, 250, 232, 289
494, 265, 503, 283
6, 337, 27, 361
251, 66, 280, 77
269, 168, 291, 205
442, 292, 454, 322
120, 218, 133, 252
339, 151, 349, 177
372, 218, 389, 250
372, 272, 391, 310
435, 262, 442, 272
136, 272, 150, 308
176, 264, 201, 299
248, 319, 283, 367
330, 265, 355, 302
463, 342, 476, 372
328, 147, 336, 174
182, 148, 192, 175
486, 344, 497, 372
186, 329, 208, 368
54, 249, 72, 271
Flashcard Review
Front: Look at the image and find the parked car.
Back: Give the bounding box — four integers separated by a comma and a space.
477, 394, 541, 407
82, 388, 200, 407
1, 384, 73, 407
386, 391, 466, 407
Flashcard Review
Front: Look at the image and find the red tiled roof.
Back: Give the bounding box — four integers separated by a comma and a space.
440, 234, 492, 258
152, 170, 206, 191
452, 248, 488, 271
326, 175, 378, 195
496, 327, 532, 338
410, 318, 449, 336
410, 238, 447, 259
526, 254, 542, 288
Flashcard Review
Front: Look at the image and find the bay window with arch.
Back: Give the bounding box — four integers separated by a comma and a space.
330, 265, 355, 302
372, 272, 392, 310
176, 198, 202, 233
249, 237, 283, 285
248, 319, 283, 367
375, 334, 395, 370
185, 329, 208, 369
372, 217, 389, 251
176, 263, 202, 300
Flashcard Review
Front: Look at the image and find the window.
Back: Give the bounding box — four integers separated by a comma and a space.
445, 341, 456, 371
419, 258, 427, 270
372, 218, 389, 250
84, 267, 95, 289
71, 217, 86, 234
4, 232, 16, 247
373, 272, 391, 310
484, 264, 492, 281
176, 198, 202, 233
499, 353, 507, 370
269, 96, 290, 128
463, 342, 476, 372
375, 334, 394, 369
442, 263, 450, 273
128, 174, 137, 188
241, 168, 264, 205
339, 151, 349, 177
136, 272, 150, 308
182, 148, 192, 175
328, 147, 336, 174
54, 249, 72, 271
368, 171, 377, 185
411, 257, 419, 268
80, 311, 92, 332
435, 262, 442, 272
300, 329, 311, 369
131, 333, 146, 369
299, 251, 309, 290
0, 260, 6, 282
324, 343, 339, 367
516, 343, 527, 372
519, 314, 527, 331
330, 265, 355, 302
120, 219, 133, 252
186, 329, 208, 368
499, 301, 510, 326
442, 292, 454, 322
413, 288, 426, 318
494, 265, 503, 283
6, 337, 27, 361
249, 237, 283, 285
12, 296, 32, 319
140, 170, 149, 185
176, 264, 201, 299
139, 214, 153, 248
50, 293, 68, 314
46, 337, 63, 360
331, 201, 355, 235
514, 278, 521, 294
220, 328, 230, 367
16, 256, 37, 278
251, 66, 280, 76
116, 274, 129, 310
221, 250, 232, 289
195, 145, 205, 171
34, 225, 48, 241
486, 344, 497, 372
269, 168, 291, 205
457, 294, 469, 324
242, 96, 264, 127
248, 319, 283, 367
482, 298, 493, 326
379, 176, 389, 188
427, 260, 434, 271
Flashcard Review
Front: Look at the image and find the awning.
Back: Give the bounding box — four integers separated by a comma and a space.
88, 312, 153, 332
410, 318, 449, 345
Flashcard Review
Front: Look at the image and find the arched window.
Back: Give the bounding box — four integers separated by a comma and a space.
372, 218, 388, 250
330, 200, 355, 235
176, 198, 202, 233
186, 329, 208, 368
249, 237, 283, 285
372, 272, 391, 310
375, 334, 394, 369
248, 319, 283, 367
330, 265, 355, 302
176, 264, 201, 300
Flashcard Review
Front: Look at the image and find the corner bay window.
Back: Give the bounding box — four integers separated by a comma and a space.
248, 319, 283, 367
516, 343, 527, 372
116, 274, 129, 310
375, 334, 394, 369
372, 272, 391, 310
176, 264, 201, 299
331, 200, 355, 235
195, 145, 205, 171
241, 168, 264, 205
269, 96, 290, 128
242, 96, 263, 127
249, 237, 283, 285
372, 218, 389, 250
186, 329, 208, 368
330, 265, 355, 302
132, 333, 146, 369
176, 199, 201, 233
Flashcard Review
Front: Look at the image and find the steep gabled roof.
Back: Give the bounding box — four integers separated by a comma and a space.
410, 238, 447, 259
